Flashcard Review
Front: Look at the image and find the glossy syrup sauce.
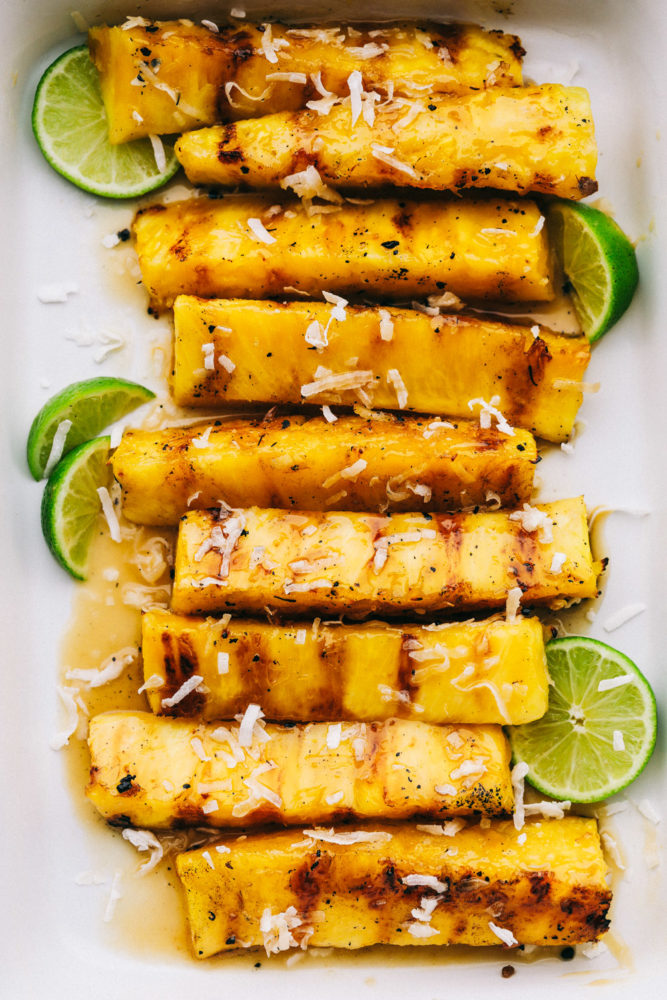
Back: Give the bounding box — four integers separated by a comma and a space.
55, 195, 619, 973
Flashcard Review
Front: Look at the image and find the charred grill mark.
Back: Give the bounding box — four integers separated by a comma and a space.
290, 851, 332, 919
314, 629, 345, 720
528, 870, 552, 903
578, 176, 598, 196
498, 332, 552, 422
228, 31, 255, 65
170, 237, 190, 262
158, 631, 206, 717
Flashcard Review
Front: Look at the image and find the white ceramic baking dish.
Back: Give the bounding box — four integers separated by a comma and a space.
1, 1, 665, 996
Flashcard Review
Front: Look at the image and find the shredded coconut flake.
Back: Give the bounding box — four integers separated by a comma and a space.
66, 646, 137, 689
523, 800, 571, 820
509, 503, 554, 544
103, 870, 123, 922
602, 603, 647, 632
238, 703, 264, 747
434, 783, 457, 797
122, 828, 163, 875
598, 675, 633, 692
161, 675, 204, 708
326, 723, 342, 749
549, 552, 567, 573
97, 486, 121, 542
322, 405, 337, 423
402, 873, 447, 892
37, 281, 78, 303
488, 921, 518, 947
505, 587, 523, 623
511, 761, 530, 830
407, 923, 439, 938
217, 652, 230, 675
387, 368, 408, 409
371, 144, 417, 178
43, 419, 73, 477
301, 369, 373, 398
303, 828, 392, 846
260, 906, 303, 955
248, 217, 277, 244
637, 799, 661, 824
190, 736, 211, 762
148, 134, 166, 172
202, 799, 219, 814
201, 19, 219, 32
378, 308, 394, 341
468, 395, 514, 436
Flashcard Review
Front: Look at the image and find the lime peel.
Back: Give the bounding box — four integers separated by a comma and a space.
32, 45, 180, 198
508, 636, 656, 803
27, 376, 155, 480
547, 199, 639, 343
41, 436, 112, 580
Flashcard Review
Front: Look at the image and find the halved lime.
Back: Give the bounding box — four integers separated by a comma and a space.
41, 436, 112, 580
508, 636, 656, 802
27, 377, 155, 480
32, 45, 180, 197
547, 200, 639, 342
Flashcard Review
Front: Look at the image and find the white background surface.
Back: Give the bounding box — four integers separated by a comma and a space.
1, 1, 666, 996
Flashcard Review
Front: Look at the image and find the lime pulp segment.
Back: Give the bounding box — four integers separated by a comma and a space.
508, 636, 656, 803
27, 377, 155, 480
32, 45, 180, 198
41, 436, 112, 580
547, 199, 639, 343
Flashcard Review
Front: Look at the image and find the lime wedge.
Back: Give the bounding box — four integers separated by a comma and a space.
32, 45, 180, 198
41, 436, 112, 579
547, 200, 639, 343
27, 377, 155, 480
508, 636, 656, 802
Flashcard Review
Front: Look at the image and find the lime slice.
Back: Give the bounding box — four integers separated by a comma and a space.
41, 436, 112, 579
547, 200, 639, 342
27, 377, 155, 480
508, 636, 656, 802
32, 45, 180, 198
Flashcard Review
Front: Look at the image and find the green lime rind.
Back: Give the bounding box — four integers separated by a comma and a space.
41, 435, 112, 580
32, 45, 180, 198
508, 636, 657, 803
548, 199, 639, 343
27, 377, 155, 480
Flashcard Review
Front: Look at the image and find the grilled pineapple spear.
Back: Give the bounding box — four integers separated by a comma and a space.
177, 84, 597, 200
177, 819, 611, 958
171, 297, 589, 443
132, 196, 553, 310
112, 413, 537, 525
86, 711, 512, 827
171, 498, 600, 618
142, 609, 549, 725
89, 20, 524, 143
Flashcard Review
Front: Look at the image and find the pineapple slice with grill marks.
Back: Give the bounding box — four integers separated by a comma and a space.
176, 84, 597, 200
112, 413, 537, 525
171, 498, 600, 618
86, 711, 513, 828
176, 818, 611, 958
131, 195, 553, 311
170, 296, 589, 443
89, 20, 524, 143
141, 609, 549, 725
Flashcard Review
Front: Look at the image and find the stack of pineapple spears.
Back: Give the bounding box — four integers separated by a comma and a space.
87, 17, 611, 959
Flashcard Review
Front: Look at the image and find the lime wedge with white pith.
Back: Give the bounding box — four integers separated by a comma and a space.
547, 200, 639, 343
41, 436, 112, 580
32, 45, 180, 197
27, 377, 155, 480
508, 636, 656, 803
